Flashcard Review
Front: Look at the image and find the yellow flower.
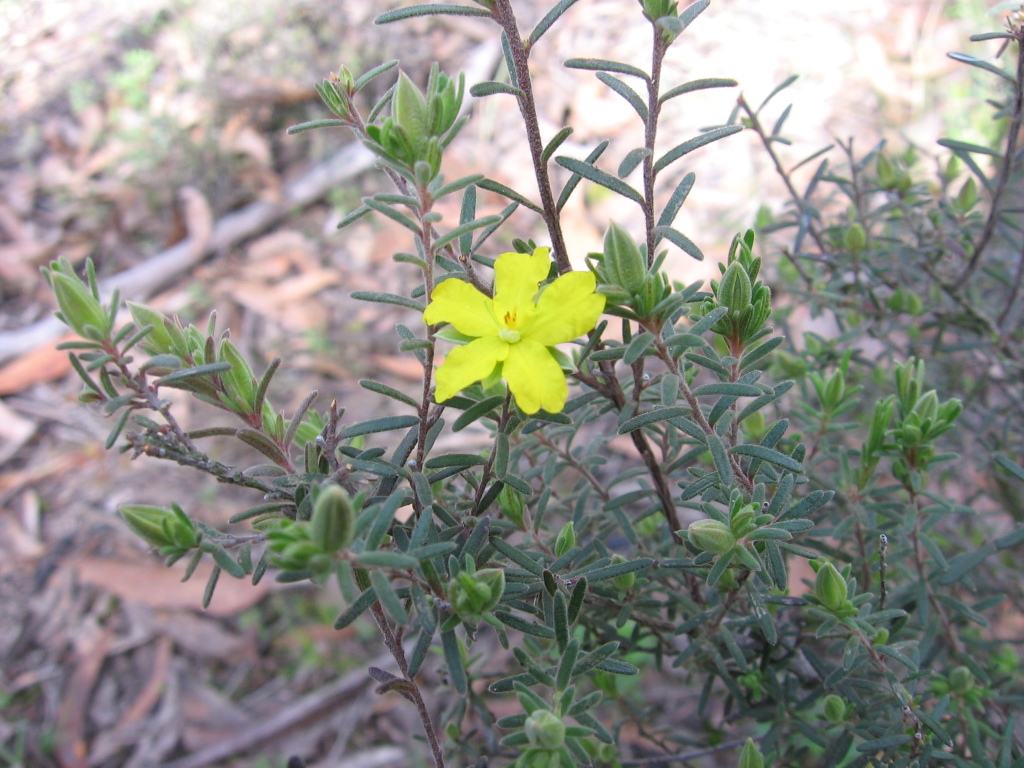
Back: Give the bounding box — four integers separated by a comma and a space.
424, 247, 605, 414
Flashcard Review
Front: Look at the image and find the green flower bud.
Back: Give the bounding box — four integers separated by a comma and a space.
43, 258, 111, 341
738, 738, 764, 768
602, 221, 646, 295
393, 71, 428, 150
610, 554, 636, 592
120, 504, 197, 550
717, 261, 752, 317
948, 666, 975, 694
822, 694, 847, 724
524, 710, 566, 751
309, 485, 355, 553
687, 519, 736, 555
913, 390, 939, 425
873, 628, 889, 645
814, 561, 849, 614
127, 302, 176, 355
955, 176, 978, 213
844, 223, 867, 253
218, 340, 258, 412
447, 568, 505, 620
554, 521, 576, 557
498, 484, 526, 529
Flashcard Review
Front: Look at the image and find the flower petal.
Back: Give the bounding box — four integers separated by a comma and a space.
502, 339, 568, 414
424, 278, 499, 337
526, 271, 606, 346
492, 248, 551, 330
434, 335, 508, 402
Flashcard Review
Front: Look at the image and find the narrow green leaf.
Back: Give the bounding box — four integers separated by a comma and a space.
660, 77, 737, 103
334, 586, 377, 629
947, 52, 1016, 83
362, 196, 421, 234
340, 415, 420, 438
540, 126, 574, 163
212, 548, 246, 579
623, 330, 654, 364
452, 396, 506, 431
618, 147, 651, 178
937, 138, 1002, 158
286, 119, 349, 135
691, 382, 763, 397
555, 156, 643, 203
354, 60, 399, 91
360, 379, 418, 408
654, 125, 744, 173
706, 433, 732, 485
490, 537, 545, 575
370, 569, 409, 624
757, 74, 799, 113
564, 57, 649, 81
657, 172, 695, 227
555, 638, 580, 690
652, 225, 704, 260
495, 611, 556, 638
937, 544, 996, 585
476, 179, 542, 213
441, 629, 468, 693
581, 557, 653, 583
424, 453, 487, 469
375, 4, 492, 23
202, 566, 221, 609
434, 214, 503, 249
155, 362, 231, 386
470, 81, 524, 98
357, 551, 419, 569
731, 443, 804, 474
618, 406, 690, 433
597, 72, 648, 122
337, 205, 373, 230
529, 0, 579, 44
556, 140, 608, 211
433, 173, 485, 199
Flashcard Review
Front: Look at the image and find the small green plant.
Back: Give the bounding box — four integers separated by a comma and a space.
43, 2, 1024, 767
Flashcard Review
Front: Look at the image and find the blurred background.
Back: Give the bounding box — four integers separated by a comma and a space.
0, 0, 1012, 765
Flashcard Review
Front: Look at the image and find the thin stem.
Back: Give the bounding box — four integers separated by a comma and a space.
370, 603, 445, 768
642, 32, 667, 264
960, 32, 1024, 279
492, 0, 571, 273
736, 95, 817, 287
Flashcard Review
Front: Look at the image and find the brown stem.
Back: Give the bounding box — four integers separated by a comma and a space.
370, 603, 445, 768
492, 0, 571, 274
643, 33, 666, 264
960, 32, 1024, 279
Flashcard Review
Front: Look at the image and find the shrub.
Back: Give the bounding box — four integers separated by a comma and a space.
44, 2, 1024, 766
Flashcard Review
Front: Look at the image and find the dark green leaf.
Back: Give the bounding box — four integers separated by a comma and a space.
937, 138, 1002, 157
360, 379, 418, 408
654, 125, 744, 173
470, 81, 524, 98
564, 57, 649, 81
947, 52, 1016, 83
341, 415, 420, 439
154, 362, 232, 386
333, 586, 377, 629
375, 4, 492, 23
597, 72, 648, 123
618, 407, 691, 434
529, 0, 579, 45
434, 214, 503, 249
937, 544, 996, 585
731, 443, 804, 474
660, 77, 737, 103
477, 179, 543, 213
653, 226, 704, 260
555, 156, 643, 203
582, 557, 654, 583
692, 382, 763, 397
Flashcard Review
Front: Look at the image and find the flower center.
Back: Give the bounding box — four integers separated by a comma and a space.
498, 327, 521, 343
